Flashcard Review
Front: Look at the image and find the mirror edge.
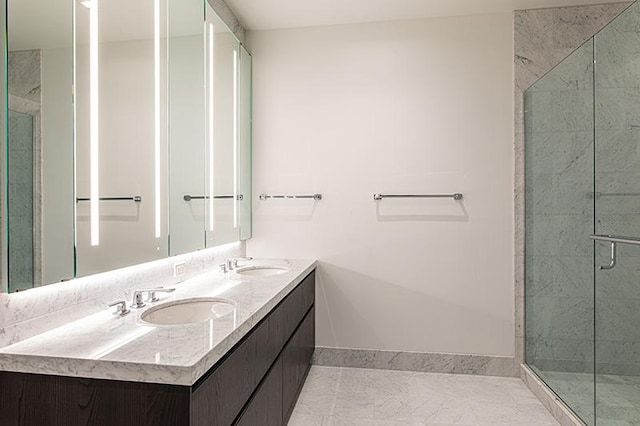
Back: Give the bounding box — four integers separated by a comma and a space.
1, 0, 8, 293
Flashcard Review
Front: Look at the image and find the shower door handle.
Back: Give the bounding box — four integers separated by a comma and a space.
590, 234, 640, 270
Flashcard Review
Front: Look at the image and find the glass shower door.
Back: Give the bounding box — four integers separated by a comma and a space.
594, 2, 640, 424
524, 38, 596, 425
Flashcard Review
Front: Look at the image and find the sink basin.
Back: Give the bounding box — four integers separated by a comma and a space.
236, 266, 289, 277
141, 297, 236, 325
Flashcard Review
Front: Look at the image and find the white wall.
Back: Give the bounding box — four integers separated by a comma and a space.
168, 35, 206, 256
247, 13, 515, 356
41, 48, 75, 284
75, 39, 168, 277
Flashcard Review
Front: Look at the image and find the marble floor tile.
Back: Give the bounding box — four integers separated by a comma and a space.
288, 366, 559, 426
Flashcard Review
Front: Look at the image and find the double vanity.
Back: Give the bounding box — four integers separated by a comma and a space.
0, 259, 316, 426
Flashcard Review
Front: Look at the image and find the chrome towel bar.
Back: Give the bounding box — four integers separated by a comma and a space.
259, 193, 322, 201
373, 193, 463, 201
183, 195, 244, 201
76, 196, 142, 203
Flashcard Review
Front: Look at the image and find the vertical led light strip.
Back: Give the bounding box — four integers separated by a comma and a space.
232, 49, 238, 229
154, 0, 161, 238
208, 23, 215, 232
89, 0, 100, 246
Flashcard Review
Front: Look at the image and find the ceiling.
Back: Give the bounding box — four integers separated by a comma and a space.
224, 0, 628, 31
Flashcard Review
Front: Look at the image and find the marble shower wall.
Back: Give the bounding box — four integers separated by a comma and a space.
7, 50, 42, 291
514, 2, 631, 369
593, 2, 640, 376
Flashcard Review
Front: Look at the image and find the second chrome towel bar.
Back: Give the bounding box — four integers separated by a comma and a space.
259, 193, 323, 201
373, 193, 463, 201
183, 195, 244, 201
76, 196, 142, 203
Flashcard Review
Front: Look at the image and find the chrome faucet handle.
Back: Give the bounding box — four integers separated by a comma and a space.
219, 263, 229, 274
132, 287, 176, 308
108, 300, 130, 316
145, 287, 176, 303
232, 257, 252, 268
131, 291, 146, 309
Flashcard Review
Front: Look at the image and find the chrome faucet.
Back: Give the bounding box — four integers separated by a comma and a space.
131, 287, 175, 309
227, 257, 253, 270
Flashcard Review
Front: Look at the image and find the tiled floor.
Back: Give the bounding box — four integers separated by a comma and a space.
288, 366, 559, 426
539, 369, 640, 426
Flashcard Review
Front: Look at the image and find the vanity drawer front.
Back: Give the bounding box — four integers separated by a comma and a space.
281, 271, 315, 342
0, 372, 190, 426
282, 306, 315, 421
190, 324, 259, 426
234, 357, 283, 426
190, 270, 315, 426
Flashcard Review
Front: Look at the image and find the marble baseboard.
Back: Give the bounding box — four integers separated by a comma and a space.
521, 364, 586, 426
312, 347, 518, 378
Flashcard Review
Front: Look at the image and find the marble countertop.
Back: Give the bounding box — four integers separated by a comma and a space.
0, 258, 317, 386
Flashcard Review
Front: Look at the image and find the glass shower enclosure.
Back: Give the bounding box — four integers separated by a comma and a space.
525, 1, 640, 424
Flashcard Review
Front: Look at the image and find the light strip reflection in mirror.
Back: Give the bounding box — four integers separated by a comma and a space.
233, 49, 238, 228
154, 0, 161, 238
208, 23, 215, 232
90, 0, 100, 246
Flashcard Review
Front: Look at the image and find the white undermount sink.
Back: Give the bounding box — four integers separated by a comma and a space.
235, 266, 289, 277
141, 297, 236, 325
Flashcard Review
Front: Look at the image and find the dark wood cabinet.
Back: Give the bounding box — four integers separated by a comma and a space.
236, 358, 283, 426
0, 270, 316, 426
283, 307, 315, 422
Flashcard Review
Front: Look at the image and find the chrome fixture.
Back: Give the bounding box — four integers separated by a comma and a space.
76, 196, 142, 203
183, 194, 243, 201
590, 234, 640, 270
108, 300, 130, 316
219, 263, 229, 274
259, 193, 322, 201
587, 192, 640, 199
373, 193, 463, 201
131, 287, 176, 309
226, 257, 253, 271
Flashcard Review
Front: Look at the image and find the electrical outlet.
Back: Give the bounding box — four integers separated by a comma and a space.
173, 261, 187, 278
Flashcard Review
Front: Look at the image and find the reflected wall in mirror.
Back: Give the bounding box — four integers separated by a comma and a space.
4, 0, 252, 292
168, 0, 206, 256
7, 0, 75, 291
74, 0, 169, 276
205, 4, 240, 248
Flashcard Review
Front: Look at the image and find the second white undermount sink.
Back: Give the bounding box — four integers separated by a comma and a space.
141, 297, 236, 325
235, 266, 289, 277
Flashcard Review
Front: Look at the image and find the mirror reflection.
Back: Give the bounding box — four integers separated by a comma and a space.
7, 0, 75, 291
4, 0, 252, 293
74, 0, 169, 276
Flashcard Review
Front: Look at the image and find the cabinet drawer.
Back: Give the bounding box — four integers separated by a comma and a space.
282, 306, 315, 421
234, 358, 283, 426
191, 271, 315, 426
281, 271, 315, 342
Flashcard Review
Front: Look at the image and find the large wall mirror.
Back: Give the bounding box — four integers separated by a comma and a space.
3, 0, 252, 293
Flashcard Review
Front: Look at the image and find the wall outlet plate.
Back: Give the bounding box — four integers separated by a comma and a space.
173, 261, 187, 278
